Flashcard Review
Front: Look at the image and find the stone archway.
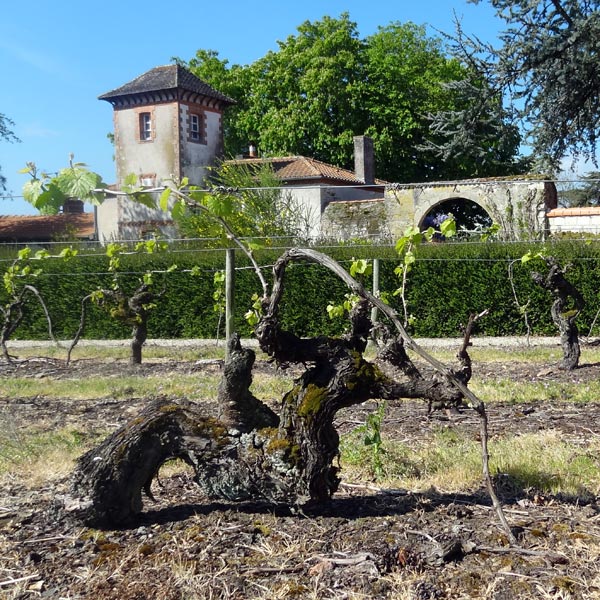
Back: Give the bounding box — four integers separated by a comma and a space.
419, 197, 493, 234
384, 179, 557, 240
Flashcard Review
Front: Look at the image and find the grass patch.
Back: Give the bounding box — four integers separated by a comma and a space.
0, 373, 223, 401
470, 378, 600, 403
0, 427, 90, 484
7, 343, 228, 362
250, 372, 294, 403
0, 371, 289, 403
425, 344, 600, 366
341, 427, 600, 497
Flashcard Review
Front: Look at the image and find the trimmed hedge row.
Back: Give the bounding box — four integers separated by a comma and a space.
3, 239, 600, 340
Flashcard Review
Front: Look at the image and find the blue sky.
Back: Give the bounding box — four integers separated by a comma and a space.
1, 0, 502, 215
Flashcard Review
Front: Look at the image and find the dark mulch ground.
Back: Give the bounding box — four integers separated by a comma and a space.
1, 355, 600, 599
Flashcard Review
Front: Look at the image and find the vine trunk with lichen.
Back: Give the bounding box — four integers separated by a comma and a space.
67, 249, 474, 528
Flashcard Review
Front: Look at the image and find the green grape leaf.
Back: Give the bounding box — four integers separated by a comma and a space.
133, 193, 156, 209
123, 173, 138, 187
55, 166, 101, 200
205, 194, 234, 217
171, 199, 186, 220
22, 179, 44, 204
159, 187, 172, 212
18, 247, 32, 261
440, 217, 456, 238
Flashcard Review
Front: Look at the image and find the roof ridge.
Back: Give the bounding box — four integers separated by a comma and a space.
98, 65, 235, 104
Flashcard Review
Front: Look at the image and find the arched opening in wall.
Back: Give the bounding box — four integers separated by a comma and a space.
421, 197, 492, 236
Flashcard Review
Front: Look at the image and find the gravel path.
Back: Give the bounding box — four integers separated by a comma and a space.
5, 335, 568, 349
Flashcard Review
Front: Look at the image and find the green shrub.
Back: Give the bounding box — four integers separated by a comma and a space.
2, 239, 600, 340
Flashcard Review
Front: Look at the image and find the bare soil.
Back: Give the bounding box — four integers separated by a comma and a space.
1, 355, 600, 599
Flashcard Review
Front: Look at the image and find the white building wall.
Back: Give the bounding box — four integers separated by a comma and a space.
179, 104, 222, 185
548, 214, 600, 234
283, 186, 325, 239
283, 185, 384, 239
96, 197, 120, 242
97, 194, 177, 242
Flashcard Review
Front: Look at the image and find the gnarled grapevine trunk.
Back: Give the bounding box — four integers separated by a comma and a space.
1, 285, 55, 362
532, 257, 584, 370
128, 284, 154, 365
68, 249, 475, 527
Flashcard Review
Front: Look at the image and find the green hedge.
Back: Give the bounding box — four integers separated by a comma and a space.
2, 239, 600, 340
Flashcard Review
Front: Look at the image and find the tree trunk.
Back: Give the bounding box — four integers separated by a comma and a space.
1, 286, 54, 362
130, 321, 146, 365
0, 300, 23, 361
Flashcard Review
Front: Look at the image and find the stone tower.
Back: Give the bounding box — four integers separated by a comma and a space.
99, 64, 235, 188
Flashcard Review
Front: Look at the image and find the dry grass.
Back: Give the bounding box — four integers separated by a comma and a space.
6, 342, 228, 362
470, 377, 600, 404
0, 426, 86, 488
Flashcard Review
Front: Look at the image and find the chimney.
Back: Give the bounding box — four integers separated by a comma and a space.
354, 135, 375, 185
62, 199, 84, 214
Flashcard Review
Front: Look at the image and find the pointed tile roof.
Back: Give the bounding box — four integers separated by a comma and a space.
226, 156, 387, 185
99, 64, 235, 106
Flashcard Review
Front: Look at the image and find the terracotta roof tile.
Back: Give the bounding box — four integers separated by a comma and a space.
99, 64, 235, 105
226, 156, 387, 185
0, 213, 96, 242
547, 207, 600, 217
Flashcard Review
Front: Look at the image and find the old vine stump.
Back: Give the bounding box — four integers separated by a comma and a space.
69, 250, 472, 527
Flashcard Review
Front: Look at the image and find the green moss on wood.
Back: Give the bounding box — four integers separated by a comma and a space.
193, 417, 228, 441
297, 384, 327, 418
266, 437, 293, 454
346, 354, 386, 391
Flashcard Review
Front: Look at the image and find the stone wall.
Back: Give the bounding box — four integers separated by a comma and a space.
320, 198, 389, 240
319, 179, 557, 242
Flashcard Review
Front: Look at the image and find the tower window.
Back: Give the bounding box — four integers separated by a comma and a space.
190, 114, 200, 140
188, 111, 205, 143
139, 112, 152, 141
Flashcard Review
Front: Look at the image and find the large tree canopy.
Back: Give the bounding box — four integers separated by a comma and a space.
453, 0, 600, 172
183, 13, 526, 182
0, 113, 19, 191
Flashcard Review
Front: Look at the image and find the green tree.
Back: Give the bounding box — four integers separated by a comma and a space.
420, 76, 530, 177
363, 22, 527, 180
181, 13, 523, 182
0, 113, 19, 191
559, 172, 600, 207
233, 14, 365, 168
451, 0, 600, 172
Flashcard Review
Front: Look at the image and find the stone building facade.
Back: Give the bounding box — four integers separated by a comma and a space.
96, 65, 234, 241
95, 65, 563, 242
